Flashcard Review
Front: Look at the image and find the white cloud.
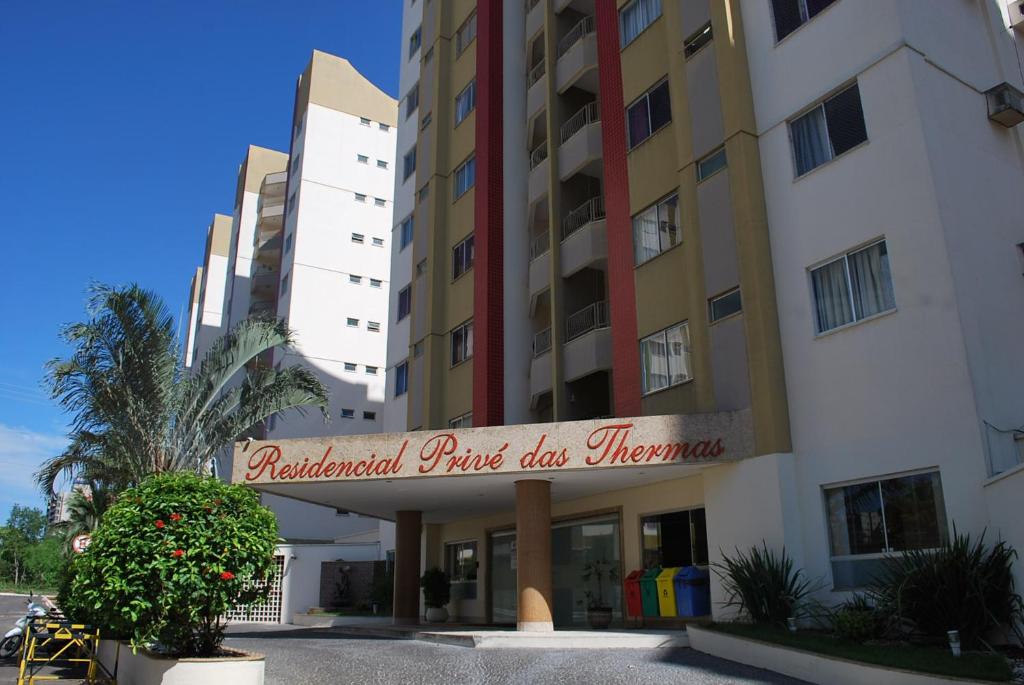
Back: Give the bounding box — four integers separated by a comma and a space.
0, 424, 68, 514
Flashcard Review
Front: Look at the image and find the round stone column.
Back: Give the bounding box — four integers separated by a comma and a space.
515, 479, 553, 631
393, 510, 422, 625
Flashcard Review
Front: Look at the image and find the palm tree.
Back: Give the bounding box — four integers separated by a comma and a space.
61, 480, 113, 541
36, 283, 329, 495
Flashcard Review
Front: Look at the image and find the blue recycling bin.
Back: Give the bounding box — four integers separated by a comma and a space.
673, 566, 711, 617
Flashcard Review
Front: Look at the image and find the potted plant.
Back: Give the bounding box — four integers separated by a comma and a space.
582, 560, 618, 629
420, 567, 451, 623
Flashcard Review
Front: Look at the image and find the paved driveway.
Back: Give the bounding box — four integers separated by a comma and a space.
225, 624, 808, 685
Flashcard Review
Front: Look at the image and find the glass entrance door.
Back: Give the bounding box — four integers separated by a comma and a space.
551, 515, 622, 627
489, 531, 517, 625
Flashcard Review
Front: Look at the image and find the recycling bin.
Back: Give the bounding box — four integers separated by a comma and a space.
656, 567, 680, 617
624, 569, 644, 618
674, 565, 711, 617
639, 567, 661, 617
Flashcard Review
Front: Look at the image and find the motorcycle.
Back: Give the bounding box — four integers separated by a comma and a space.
0, 595, 51, 659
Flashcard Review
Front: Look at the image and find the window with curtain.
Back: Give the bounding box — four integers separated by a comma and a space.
395, 361, 408, 397
810, 239, 895, 334
453, 156, 476, 199
632, 193, 680, 265
640, 321, 691, 395
454, 79, 476, 126
408, 26, 422, 59
627, 79, 671, 149
405, 83, 419, 119
451, 321, 473, 366
397, 286, 412, 321
790, 82, 867, 176
403, 147, 417, 181
456, 11, 477, 55
452, 234, 475, 279
620, 0, 663, 47
399, 215, 414, 249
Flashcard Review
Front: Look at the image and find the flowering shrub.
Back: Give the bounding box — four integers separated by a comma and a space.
59, 473, 278, 657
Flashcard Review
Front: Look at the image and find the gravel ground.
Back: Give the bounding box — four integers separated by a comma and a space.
224, 625, 809, 685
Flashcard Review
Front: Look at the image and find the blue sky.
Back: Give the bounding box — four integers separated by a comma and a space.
0, 2, 402, 518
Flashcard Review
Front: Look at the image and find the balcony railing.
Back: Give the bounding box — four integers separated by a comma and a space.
557, 16, 595, 58
566, 300, 609, 342
528, 59, 546, 88
529, 141, 549, 170
560, 102, 600, 145
562, 196, 606, 240
530, 231, 550, 260
533, 327, 552, 357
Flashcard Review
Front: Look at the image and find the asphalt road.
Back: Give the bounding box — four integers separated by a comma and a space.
225, 624, 808, 685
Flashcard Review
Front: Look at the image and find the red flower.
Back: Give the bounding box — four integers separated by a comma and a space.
155, 520, 165, 529
220, 571, 235, 581
172, 549, 184, 558
170, 513, 182, 522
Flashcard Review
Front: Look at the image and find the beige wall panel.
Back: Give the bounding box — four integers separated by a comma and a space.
697, 170, 740, 298
686, 47, 725, 160
634, 248, 688, 337
627, 127, 679, 213
619, 18, 670, 105
709, 315, 752, 411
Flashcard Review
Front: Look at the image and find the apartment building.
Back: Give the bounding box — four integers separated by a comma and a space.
234, 0, 1024, 632
183, 214, 232, 366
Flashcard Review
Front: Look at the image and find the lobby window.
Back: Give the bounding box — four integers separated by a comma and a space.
640, 321, 691, 395
395, 361, 409, 397
620, 0, 662, 47
627, 78, 671, 149
633, 193, 679, 265
344, 362, 357, 372
446, 541, 478, 600
825, 470, 948, 589
452, 234, 475, 279
340, 408, 355, 419
352, 233, 365, 244
397, 285, 412, 321
349, 274, 362, 285
697, 147, 727, 182
642, 508, 708, 568
363, 411, 377, 421
368, 321, 381, 333
810, 239, 895, 334
453, 156, 476, 200
409, 26, 422, 59
347, 317, 359, 328
451, 320, 473, 366
377, 159, 389, 169
357, 154, 369, 164
403, 147, 417, 181
709, 287, 742, 323
370, 278, 382, 288
405, 83, 420, 119
454, 79, 476, 126
790, 82, 867, 177
771, 0, 838, 42
684, 21, 712, 58
399, 215, 414, 250
456, 11, 477, 56
365, 366, 378, 375
449, 411, 473, 429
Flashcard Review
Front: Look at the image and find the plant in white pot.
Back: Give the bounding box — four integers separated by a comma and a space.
420, 568, 451, 623
582, 560, 619, 629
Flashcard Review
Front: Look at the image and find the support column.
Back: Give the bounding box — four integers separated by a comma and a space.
515, 480, 553, 632
393, 510, 422, 625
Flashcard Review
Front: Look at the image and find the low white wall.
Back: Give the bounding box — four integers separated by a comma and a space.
278, 542, 381, 621
984, 463, 1024, 642
98, 641, 264, 685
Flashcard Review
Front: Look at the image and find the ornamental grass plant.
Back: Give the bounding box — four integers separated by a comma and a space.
714, 543, 816, 626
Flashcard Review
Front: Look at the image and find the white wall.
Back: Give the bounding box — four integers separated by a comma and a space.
225, 190, 261, 330
194, 252, 229, 362
278, 542, 382, 620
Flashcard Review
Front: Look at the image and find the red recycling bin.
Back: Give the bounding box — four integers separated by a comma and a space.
624, 569, 644, 618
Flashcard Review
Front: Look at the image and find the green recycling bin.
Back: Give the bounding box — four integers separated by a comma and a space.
639, 567, 661, 617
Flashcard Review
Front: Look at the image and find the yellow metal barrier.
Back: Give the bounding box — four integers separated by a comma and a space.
16, 617, 114, 684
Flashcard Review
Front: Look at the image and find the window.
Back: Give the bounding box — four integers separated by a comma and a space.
372, 237, 384, 247
355, 193, 367, 203
409, 26, 422, 58
405, 83, 419, 119
347, 317, 359, 327
365, 366, 378, 375
452, 235, 475, 279
421, 112, 432, 131
363, 411, 377, 421
810, 239, 895, 333
375, 197, 387, 207
684, 21, 713, 58
379, 123, 390, 132
454, 80, 476, 126
377, 159, 388, 169
397, 286, 412, 321
287, 191, 297, 216
403, 147, 417, 181
395, 361, 409, 397
627, 79, 671, 149
446, 541, 478, 599
370, 278, 382, 288
456, 11, 477, 55
771, 0, 838, 42
399, 215, 414, 250
449, 412, 473, 429
453, 156, 476, 200
642, 508, 708, 568
360, 117, 371, 126
620, 0, 662, 47
416, 259, 427, 276
344, 362, 357, 372
709, 288, 742, 322
640, 321, 691, 395
423, 46, 434, 64
290, 154, 301, 174
349, 274, 362, 284
340, 408, 355, 419
825, 471, 948, 589
633, 193, 680, 265
413, 341, 424, 358
451, 321, 473, 366
280, 273, 289, 296
790, 82, 867, 176
357, 154, 369, 164
352, 233, 365, 243
284, 233, 293, 254
368, 321, 381, 332
697, 147, 727, 181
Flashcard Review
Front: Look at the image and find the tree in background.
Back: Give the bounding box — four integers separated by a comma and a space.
0, 506, 62, 588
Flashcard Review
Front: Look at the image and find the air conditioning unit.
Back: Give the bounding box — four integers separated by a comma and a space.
986, 82, 1024, 127
1009, 0, 1024, 30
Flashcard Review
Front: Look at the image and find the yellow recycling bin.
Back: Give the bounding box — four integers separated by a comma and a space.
656, 567, 680, 617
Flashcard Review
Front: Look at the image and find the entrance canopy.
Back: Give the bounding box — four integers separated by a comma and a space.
232, 410, 754, 523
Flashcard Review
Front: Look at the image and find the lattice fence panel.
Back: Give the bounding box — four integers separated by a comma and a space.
226, 555, 284, 623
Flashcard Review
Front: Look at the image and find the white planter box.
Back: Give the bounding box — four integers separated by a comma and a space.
687, 625, 982, 685
98, 640, 265, 685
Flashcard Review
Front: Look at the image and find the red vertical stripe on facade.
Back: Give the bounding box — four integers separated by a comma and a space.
596, 0, 642, 417
472, 0, 504, 426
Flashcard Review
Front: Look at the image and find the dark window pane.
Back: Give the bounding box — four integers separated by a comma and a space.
627, 97, 651, 148
833, 482, 886, 555
691, 508, 709, 566
824, 84, 867, 156
882, 472, 947, 552
771, 0, 804, 40
648, 81, 672, 133
806, 0, 837, 19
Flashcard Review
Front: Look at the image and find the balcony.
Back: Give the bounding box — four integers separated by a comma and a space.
261, 171, 287, 204
530, 327, 553, 399
558, 102, 602, 181
529, 231, 551, 298
560, 197, 607, 277
253, 231, 282, 267
248, 298, 276, 318
526, 0, 544, 41
556, 16, 598, 94
528, 141, 550, 204
527, 59, 547, 120
250, 265, 279, 298
564, 300, 612, 382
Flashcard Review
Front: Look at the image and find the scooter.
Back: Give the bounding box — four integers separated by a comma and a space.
0, 595, 51, 659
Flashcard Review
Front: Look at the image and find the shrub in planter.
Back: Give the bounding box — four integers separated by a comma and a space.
60, 472, 278, 657
714, 543, 815, 626
420, 568, 450, 622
